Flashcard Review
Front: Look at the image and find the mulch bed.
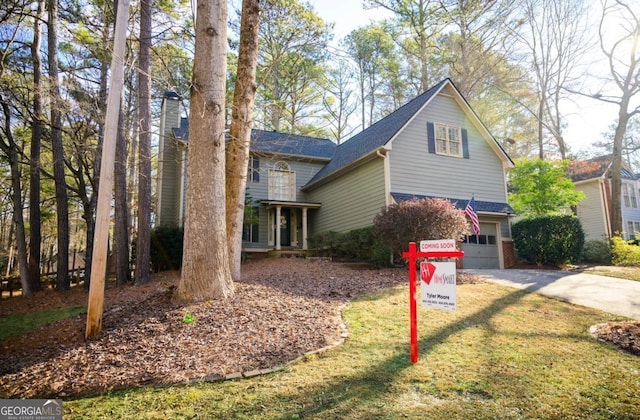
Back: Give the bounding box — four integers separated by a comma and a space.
0, 259, 636, 398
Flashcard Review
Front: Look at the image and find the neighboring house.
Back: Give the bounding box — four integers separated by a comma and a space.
569, 155, 640, 241
157, 79, 516, 268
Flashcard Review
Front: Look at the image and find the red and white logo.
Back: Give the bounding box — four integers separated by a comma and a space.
420, 262, 436, 285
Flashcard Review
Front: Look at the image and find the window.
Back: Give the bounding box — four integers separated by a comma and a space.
464, 234, 496, 245
268, 161, 296, 201
627, 221, 640, 240
623, 183, 638, 208
242, 206, 260, 243
248, 156, 260, 183
435, 123, 462, 157
427, 122, 469, 158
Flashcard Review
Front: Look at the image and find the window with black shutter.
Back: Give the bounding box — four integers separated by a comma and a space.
427, 122, 469, 158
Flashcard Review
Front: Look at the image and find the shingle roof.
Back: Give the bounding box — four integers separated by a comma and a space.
391, 192, 515, 214
249, 129, 336, 160
304, 79, 449, 186
568, 155, 637, 181
171, 119, 336, 160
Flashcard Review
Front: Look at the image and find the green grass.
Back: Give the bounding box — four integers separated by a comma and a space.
0, 306, 86, 341
581, 265, 640, 282
63, 284, 640, 419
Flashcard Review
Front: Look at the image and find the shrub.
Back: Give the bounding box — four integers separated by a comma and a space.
149, 226, 184, 272
307, 227, 392, 266
512, 215, 584, 267
373, 197, 470, 260
307, 231, 343, 257
611, 236, 640, 266
583, 240, 612, 264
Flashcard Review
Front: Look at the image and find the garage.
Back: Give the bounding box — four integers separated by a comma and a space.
461, 223, 500, 269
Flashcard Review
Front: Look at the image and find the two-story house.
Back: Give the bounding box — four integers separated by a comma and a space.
569, 155, 640, 241
157, 79, 516, 268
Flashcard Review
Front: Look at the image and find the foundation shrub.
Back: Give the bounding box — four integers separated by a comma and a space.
512, 215, 584, 267
149, 226, 184, 272
582, 239, 612, 264
307, 227, 392, 266
372, 197, 470, 261
611, 236, 640, 266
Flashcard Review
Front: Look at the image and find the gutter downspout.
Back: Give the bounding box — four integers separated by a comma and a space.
601, 167, 612, 238
377, 147, 391, 206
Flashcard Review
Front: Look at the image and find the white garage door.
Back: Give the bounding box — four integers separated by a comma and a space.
461, 223, 500, 269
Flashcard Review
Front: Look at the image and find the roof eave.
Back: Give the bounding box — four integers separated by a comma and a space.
302, 146, 390, 191
251, 150, 333, 162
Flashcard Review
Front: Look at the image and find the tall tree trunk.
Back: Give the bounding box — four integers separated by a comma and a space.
595, 0, 640, 237
610, 107, 629, 236
114, 107, 130, 285
358, 62, 366, 130
0, 101, 31, 296
135, 0, 152, 285
271, 66, 280, 131
537, 98, 545, 160
29, 0, 45, 292
179, 0, 233, 301
226, 0, 260, 282
48, 0, 70, 291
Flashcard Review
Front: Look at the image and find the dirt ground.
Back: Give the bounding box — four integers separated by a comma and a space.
0, 258, 637, 398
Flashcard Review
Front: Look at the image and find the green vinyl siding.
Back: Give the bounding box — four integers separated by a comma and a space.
389, 92, 508, 204
306, 158, 386, 234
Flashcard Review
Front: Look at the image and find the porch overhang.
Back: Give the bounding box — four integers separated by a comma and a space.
260, 200, 321, 251
260, 200, 322, 209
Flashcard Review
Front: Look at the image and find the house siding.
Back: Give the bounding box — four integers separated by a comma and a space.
157, 97, 182, 227
622, 179, 640, 239
306, 158, 387, 234
575, 179, 609, 241
247, 154, 327, 202
388, 92, 508, 204
243, 155, 328, 249
158, 80, 514, 259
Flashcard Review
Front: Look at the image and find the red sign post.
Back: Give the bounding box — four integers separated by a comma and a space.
402, 241, 464, 364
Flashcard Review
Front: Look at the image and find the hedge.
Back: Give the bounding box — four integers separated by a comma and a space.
512, 215, 584, 267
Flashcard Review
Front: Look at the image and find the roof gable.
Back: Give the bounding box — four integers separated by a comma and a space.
304, 80, 448, 186
304, 78, 513, 188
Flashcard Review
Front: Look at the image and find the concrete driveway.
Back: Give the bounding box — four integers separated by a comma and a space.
464, 269, 640, 320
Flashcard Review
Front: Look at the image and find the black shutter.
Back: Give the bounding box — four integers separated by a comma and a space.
427, 122, 435, 154
253, 157, 260, 182
462, 128, 469, 159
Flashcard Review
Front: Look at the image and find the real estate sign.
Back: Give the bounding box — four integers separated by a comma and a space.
419, 239, 456, 253
420, 261, 457, 311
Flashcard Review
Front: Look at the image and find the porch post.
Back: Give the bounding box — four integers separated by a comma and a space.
275, 205, 282, 250
302, 207, 308, 250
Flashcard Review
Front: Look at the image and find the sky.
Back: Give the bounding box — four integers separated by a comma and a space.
309, 0, 622, 157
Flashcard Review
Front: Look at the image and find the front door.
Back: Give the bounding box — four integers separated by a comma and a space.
279, 209, 291, 246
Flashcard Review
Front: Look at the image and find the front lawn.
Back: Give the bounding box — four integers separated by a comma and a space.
580, 265, 640, 282
0, 306, 86, 341
63, 281, 640, 419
